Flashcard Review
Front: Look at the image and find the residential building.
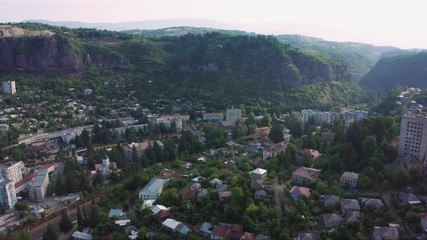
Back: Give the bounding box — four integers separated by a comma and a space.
197, 189, 209, 202
323, 213, 342, 229
108, 208, 124, 218
263, 142, 286, 160
179, 189, 197, 202
211, 225, 231, 240
296, 232, 319, 240
218, 191, 232, 202
0, 124, 9, 134
0, 178, 17, 208
240, 232, 256, 240
0, 161, 23, 184
254, 190, 267, 201
162, 218, 191, 235
29, 169, 49, 203
340, 199, 360, 215
91, 156, 109, 175
295, 148, 321, 165
290, 186, 311, 201
72, 227, 93, 240
124, 226, 139, 240
2, 81, 16, 95
139, 178, 169, 201
398, 192, 421, 204
324, 195, 340, 208
203, 112, 224, 121
372, 226, 399, 240
225, 109, 242, 123
250, 168, 267, 180
292, 167, 321, 185
195, 222, 213, 236
123, 142, 149, 161
340, 172, 359, 188
360, 198, 384, 209
398, 112, 427, 162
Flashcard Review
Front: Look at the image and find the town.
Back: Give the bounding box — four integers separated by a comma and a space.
0, 78, 426, 240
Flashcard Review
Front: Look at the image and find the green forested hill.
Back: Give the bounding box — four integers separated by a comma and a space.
276, 35, 398, 81
0, 22, 367, 110
123, 27, 399, 82
359, 52, 427, 91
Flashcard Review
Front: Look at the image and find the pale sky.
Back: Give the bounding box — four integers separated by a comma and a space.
1, 0, 426, 48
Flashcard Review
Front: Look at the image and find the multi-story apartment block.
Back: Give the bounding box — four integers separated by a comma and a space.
398, 112, 427, 162
0, 178, 17, 208
29, 169, 49, 203
0, 161, 23, 184
2, 81, 16, 95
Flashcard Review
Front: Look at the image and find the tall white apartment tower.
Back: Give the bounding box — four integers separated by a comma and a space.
0, 161, 23, 184
0, 178, 17, 208
2, 81, 16, 95
398, 112, 427, 162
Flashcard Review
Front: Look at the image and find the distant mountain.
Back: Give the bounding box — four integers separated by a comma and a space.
123, 26, 255, 37
26, 19, 237, 31
360, 52, 427, 91
276, 35, 399, 81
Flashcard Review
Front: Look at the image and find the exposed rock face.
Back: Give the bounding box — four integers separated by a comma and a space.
0, 36, 83, 71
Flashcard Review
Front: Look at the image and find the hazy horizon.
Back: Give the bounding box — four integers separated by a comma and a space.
2, 0, 426, 49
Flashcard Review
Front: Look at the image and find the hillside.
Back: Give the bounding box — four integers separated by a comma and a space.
276, 35, 398, 81
359, 52, 427, 91
0, 23, 365, 110
124, 27, 400, 82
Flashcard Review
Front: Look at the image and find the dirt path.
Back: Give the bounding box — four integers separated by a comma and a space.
273, 177, 284, 221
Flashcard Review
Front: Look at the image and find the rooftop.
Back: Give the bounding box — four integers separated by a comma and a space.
341, 171, 359, 180
293, 167, 321, 181
251, 168, 267, 175
290, 186, 311, 198
139, 178, 169, 196
31, 169, 48, 188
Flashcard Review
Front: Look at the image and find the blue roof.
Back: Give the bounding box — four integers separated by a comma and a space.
108, 208, 123, 218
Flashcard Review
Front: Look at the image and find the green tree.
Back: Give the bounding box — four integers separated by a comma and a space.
42, 223, 59, 240
285, 113, 303, 137
93, 170, 104, 187
269, 123, 285, 143
77, 206, 84, 230
13, 232, 31, 240
362, 135, 377, 159
55, 173, 66, 196
59, 209, 72, 233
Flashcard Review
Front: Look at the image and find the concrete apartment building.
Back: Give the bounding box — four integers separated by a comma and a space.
0, 178, 17, 208
398, 112, 427, 162
29, 169, 49, 203
0, 161, 23, 184
123, 142, 149, 161
2, 81, 16, 95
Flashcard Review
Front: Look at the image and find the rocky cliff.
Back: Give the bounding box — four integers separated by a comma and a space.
0, 36, 83, 71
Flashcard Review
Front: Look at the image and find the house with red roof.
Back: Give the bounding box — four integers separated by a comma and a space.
292, 167, 321, 185
290, 186, 311, 201
211, 225, 231, 240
